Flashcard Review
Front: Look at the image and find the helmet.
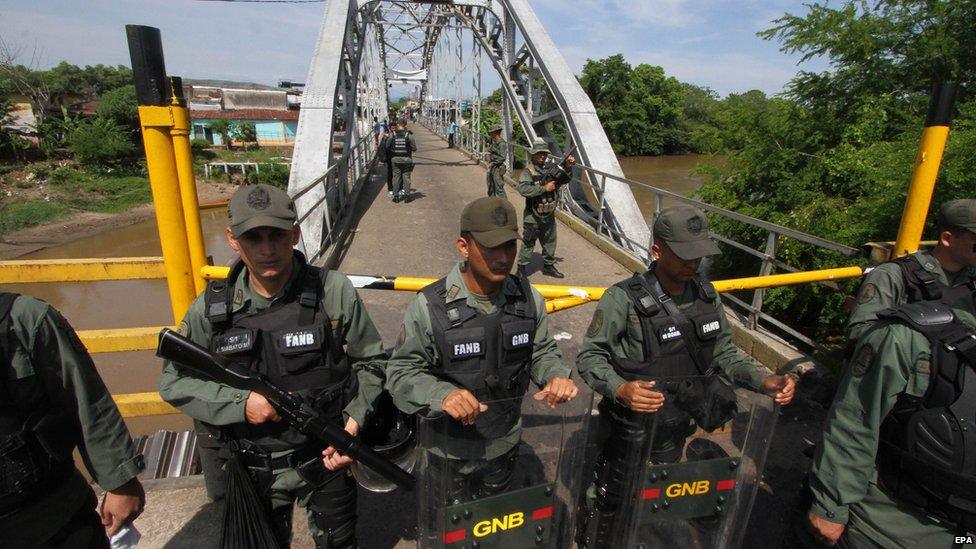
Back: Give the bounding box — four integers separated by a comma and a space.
351, 391, 419, 492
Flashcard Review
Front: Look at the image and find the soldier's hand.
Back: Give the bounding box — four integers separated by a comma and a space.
101, 477, 145, 536
544, 181, 557, 192
442, 388, 487, 425
762, 374, 796, 406
534, 377, 579, 407
806, 511, 845, 546
615, 380, 665, 413
245, 392, 281, 424
323, 417, 359, 471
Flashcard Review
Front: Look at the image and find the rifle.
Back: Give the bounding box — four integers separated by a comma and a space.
540, 145, 578, 187
156, 328, 415, 490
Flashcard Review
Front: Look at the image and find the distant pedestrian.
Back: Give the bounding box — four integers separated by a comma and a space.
486, 124, 507, 198
448, 120, 457, 148
389, 119, 417, 203
373, 116, 383, 146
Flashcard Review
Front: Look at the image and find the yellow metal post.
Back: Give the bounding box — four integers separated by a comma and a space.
891, 83, 957, 258
169, 88, 208, 294
139, 105, 197, 323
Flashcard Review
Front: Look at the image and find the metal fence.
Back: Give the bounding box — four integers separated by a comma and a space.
293, 133, 379, 265
422, 117, 862, 348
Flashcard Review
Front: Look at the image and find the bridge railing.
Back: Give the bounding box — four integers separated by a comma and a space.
421, 118, 863, 349
294, 133, 378, 265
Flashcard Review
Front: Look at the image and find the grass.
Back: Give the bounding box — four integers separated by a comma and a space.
0, 200, 71, 235
1, 165, 153, 235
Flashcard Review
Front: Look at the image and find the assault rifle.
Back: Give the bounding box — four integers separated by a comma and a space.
539, 145, 578, 187
156, 328, 415, 490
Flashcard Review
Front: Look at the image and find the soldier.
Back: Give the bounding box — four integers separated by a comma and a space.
159, 184, 387, 548
575, 205, 795, 547
385, 196, 578, 503
847, 198, 976, 342
806, 290, 976, 547
389, 119, 418, 203
486, 125, 507, 198
516, 140, 576, 279
0, 293, 145, 548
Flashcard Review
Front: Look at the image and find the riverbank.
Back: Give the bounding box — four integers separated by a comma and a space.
0, 179, 235, 260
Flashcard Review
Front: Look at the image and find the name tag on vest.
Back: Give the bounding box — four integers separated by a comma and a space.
214, 331, 254, 354
451, 341, 483, 359
658, 325, 682, 343
281, 330, 317, 351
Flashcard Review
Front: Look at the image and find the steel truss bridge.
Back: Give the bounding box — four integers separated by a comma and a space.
288, 0, 650, 263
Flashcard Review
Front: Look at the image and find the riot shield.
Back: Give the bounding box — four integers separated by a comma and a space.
416, 392, 592, 548
583, 375, 777, 549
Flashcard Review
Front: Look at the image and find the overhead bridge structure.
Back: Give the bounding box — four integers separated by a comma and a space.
288, 0, 650, 262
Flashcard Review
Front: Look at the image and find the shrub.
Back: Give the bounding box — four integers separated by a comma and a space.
251, 163, 290, 189
67, 117, 136, 168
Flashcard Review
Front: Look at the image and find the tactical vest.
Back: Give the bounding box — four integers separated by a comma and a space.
875, 301, 976, 527
892, 253, 976, 304
525, 165, 558, 217
390, 130, 412, 157
0, 293, 78, 515
610, 269, 721, 381
422, 276, 537, 439
204, 255, 351, 452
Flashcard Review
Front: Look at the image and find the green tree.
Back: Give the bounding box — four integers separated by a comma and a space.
96, 84, 138, 129
231, 121, 258, 150
208, 119, 233, 149
66, 116, 136, 168
696, 0, 976, 336
578, 54, 699, 155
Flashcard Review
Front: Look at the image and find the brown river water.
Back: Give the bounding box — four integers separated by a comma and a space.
8, 155, 716, 435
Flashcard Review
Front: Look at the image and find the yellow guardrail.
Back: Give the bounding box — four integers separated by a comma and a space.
0, 258, 166, 284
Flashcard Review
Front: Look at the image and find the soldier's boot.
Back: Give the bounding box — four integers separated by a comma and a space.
308, 473, 358, 549
542, 265, 565, 278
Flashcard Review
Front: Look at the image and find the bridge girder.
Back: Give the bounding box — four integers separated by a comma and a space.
290, 0, 649, 260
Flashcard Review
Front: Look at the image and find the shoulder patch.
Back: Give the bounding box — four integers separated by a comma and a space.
914, 358, 931, 375
586, 310, 604, 338
233, 288, 244, 306
850, 344, 876, 378
447, 285, 461, 300
857, 283, 878, 304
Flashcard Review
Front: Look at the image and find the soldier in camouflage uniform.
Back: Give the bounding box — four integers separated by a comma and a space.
575, 205, 796, 547
1, 293, 145, 548
159, 184, 387, 548
847, 199, 976, 342
516, 140, 576, 279
385, 196, 578, 503
807, 290, 976, 547
486, 125, 507, 198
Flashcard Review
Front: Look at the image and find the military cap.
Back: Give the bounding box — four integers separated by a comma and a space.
228, 184, 297, 237
653, 205, 722, 260
460, 196, 519, 248
937, 199, 976, 235
488, 124, 503, 134
529, 140, 550, 156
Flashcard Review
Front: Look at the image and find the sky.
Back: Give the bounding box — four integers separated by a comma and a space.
0, 0, 828, 98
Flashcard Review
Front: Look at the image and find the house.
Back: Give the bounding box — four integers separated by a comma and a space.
183, 79, 301, 146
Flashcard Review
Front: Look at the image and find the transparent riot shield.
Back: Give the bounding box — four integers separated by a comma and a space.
417, 391, 592, 548
590, 375, 777, 549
